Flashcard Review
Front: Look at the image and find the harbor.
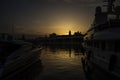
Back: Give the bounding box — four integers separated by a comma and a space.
1, 45, 119, 80
0, 0, 120, 80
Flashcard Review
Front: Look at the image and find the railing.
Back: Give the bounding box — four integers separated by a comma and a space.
95, 19, 120, 31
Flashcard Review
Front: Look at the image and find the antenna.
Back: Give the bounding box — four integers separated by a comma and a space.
114, 6, 120, 19
103, 0, 116, 13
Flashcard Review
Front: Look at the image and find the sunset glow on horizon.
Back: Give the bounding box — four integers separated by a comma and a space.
2, 0, 119, 35
33, 15, 87, 35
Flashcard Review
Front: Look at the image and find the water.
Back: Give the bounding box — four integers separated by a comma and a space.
5, 45, 119, 80
35, 45, 119, 80
35, 46, 86, 80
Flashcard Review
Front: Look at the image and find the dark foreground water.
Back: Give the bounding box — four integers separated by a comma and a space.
6, 45, 119, 80
35, 46, 86, 80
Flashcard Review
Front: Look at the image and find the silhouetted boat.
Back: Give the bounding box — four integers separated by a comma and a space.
0, 40, 42, 80
83, 0, 120, 78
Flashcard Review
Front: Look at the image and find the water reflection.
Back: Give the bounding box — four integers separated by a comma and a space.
37, 44, 119, 80
36, 44, 85, 80
3, 44, 119, 80
48, 44, 82, 55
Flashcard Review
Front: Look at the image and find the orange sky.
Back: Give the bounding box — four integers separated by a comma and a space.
2, 0, 119, 35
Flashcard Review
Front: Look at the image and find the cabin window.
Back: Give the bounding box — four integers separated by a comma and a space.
89, 41, 92, 47
93, 41, 99, 48
106, 41, 115, 52
94, 41, 97, 48
106, 41, 109, 50
96, 41, 99, 48
101, 41, 106, 50
91, 41, 93, 47
115, 41, 120, 52
87, 41, 90, 46
87, 41, 89, 46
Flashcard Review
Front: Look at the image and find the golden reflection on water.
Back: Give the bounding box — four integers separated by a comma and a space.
38, 47, 85, 80
36, 47, 117, 80
41, 48, 82, 65
54, 50, 74, 58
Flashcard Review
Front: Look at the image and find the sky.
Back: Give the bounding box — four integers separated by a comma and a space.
0, 0, 120, 35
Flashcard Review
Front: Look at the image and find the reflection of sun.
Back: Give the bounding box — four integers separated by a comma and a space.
57, 50, 75, 59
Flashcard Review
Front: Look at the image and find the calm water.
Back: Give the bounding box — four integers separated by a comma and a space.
7, 45, 118, 80
35, 46, 86, 80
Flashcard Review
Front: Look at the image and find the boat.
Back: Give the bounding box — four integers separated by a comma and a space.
0, 40, 42, 80
82, 0, 120, 78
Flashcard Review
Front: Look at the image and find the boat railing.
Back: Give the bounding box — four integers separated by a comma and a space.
93, 19, 120, 32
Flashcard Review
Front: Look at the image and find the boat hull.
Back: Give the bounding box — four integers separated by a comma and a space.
0, 48, 42, 80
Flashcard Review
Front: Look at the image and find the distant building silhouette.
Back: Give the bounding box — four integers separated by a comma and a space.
45, 31, 84, 45
69, 30, 71, 36
49, 33, 57, 38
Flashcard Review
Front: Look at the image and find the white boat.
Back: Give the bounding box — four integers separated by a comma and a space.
0, 40, 42, 79
83, 0, 120, 78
